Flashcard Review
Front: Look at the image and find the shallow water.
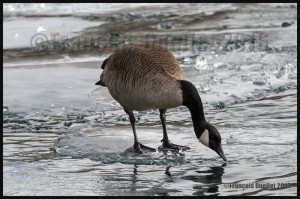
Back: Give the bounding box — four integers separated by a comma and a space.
3, 3, 297, 196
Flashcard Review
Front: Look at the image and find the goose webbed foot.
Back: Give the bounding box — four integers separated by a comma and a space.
158, 139, 190, 151
125, 142, 156, 153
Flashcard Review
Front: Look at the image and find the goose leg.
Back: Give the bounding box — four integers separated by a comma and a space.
124, 109, 156, 153
158, 109, 190, 151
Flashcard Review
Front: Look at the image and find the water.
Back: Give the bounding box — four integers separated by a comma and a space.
3, 3, 297, 196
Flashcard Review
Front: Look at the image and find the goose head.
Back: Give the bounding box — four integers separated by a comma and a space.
198, 122, 227, 161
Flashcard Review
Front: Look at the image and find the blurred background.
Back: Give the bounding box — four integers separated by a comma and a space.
3, 3, 297, 196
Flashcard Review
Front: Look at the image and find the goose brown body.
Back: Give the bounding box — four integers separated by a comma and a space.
101, 44, 183, 111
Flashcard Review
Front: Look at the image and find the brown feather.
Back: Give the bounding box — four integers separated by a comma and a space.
100, 57, 110, 69
100, 44, 183, 111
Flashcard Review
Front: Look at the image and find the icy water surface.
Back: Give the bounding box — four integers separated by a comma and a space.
3, 3, 297, 196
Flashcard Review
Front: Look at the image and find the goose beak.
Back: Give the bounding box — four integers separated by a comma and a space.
215, 145, 227, 161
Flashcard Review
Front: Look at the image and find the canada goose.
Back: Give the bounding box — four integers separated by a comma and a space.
95, 44, 227, 161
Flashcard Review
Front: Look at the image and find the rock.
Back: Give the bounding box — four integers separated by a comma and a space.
282, 22, 292, 27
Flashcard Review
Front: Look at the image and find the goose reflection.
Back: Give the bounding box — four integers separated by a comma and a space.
127, 155, 225, 196
129, 163, 138, 192
185, 163, 226, 196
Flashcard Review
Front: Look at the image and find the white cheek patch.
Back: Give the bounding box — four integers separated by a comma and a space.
199, 129, 209, 147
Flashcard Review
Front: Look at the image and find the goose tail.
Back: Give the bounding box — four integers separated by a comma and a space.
95, 57, 109, 87
95, 72, 106, 86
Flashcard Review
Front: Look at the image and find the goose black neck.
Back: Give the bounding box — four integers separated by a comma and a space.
180, 80, 206, 138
